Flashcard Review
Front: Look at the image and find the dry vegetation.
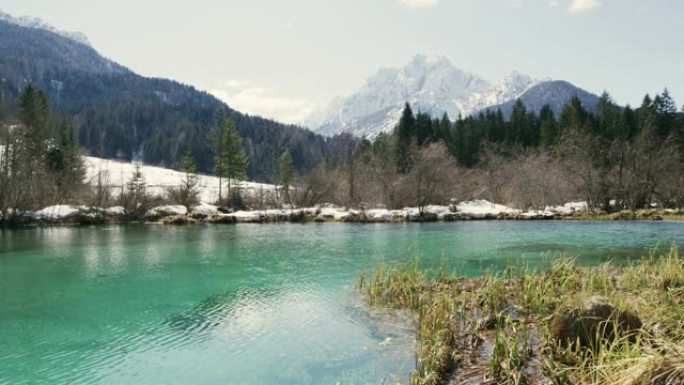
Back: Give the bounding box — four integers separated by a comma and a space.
358, 246, 684, 385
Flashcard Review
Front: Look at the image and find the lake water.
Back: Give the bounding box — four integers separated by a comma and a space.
1, 221, 683, 384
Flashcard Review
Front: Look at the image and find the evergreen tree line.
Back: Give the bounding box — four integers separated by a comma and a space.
0, 84, 253, 223
282, 90, 684, 212
395, 90, 682, 168
0, 17, 329, 182
2, 83, 683, 219
0, 85, 86, 223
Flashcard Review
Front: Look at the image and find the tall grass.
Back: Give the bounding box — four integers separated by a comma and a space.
358, 246, 684, 385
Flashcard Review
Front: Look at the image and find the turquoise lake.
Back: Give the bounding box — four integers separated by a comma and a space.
1, 221, 683, 384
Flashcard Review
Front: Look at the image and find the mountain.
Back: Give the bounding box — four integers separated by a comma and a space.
309, 55, 600, 138
0, 11, 327, 181
483, 80, 600, 118
0, 10, 91, 46
308, 55, 540, 138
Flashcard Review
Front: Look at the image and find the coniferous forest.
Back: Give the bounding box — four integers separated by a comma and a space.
2, 80, 683, 223
290, 90, 684, 213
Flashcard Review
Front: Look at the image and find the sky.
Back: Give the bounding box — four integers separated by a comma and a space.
2, 0, 683, 125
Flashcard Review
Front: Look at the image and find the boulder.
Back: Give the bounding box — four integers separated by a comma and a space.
609, 211, 637, 221
190, 203, 219, 219
549, 296, 641, 350
145, 205, 188, 220
408, 213, 438, 222
161, 215, 197, 225
207, 214, 237, 224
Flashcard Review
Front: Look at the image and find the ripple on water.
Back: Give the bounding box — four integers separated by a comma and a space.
1, 222, 682, 384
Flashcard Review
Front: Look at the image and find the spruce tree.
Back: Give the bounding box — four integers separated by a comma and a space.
509, 99, 528, 144
209, 110, 249, 205
415, 112, 433, 145
277, 151, 295, 206
653, 88, 677, 138
47, 120, 85, 201
539, 104, 558, 147
179, 150, 199, 207
395, 103, 415, 173
17, 84, 50, 159
208, 114, 228, 204
123, 163, 152, 220
559, 96, 589, 135
437, 112, 451, 143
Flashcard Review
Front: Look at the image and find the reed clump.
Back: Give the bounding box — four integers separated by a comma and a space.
357, 246, 684, 385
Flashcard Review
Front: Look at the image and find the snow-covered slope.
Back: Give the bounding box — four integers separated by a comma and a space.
84, 157, 275, 204
308, 55, 539, 138
0, 9, 90, 46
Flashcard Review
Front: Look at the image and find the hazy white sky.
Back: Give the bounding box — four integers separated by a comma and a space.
2, 0, 683, 124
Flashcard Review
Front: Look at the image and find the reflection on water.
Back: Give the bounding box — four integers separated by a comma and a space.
0, 221, 682, 384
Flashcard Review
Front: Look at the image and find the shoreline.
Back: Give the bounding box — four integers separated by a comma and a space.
2, 206, 681, 228
358, 247, 684, 385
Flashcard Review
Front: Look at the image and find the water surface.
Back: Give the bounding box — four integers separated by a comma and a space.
1, 221, 682, 384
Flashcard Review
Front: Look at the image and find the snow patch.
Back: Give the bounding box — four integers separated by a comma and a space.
84, 156, 275, 204
456, 200, 520, 217
33, 205, 81, 220
545, 201, 588, 214
146, 205, 188, 218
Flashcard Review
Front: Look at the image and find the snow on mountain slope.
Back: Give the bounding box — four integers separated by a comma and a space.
309, 55, 539, 138
84, 156, 275, 204
0, 10, 91, 46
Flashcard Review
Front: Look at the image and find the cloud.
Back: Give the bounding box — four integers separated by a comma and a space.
567, 0, 600, 13
400, 0, 439, 9
210, 81, 317, 125
222, 79, 249, 88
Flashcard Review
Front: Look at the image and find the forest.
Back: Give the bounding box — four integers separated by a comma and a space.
285, 89, 684, 212
0, 18, 328, 181
1, 84, 683, 225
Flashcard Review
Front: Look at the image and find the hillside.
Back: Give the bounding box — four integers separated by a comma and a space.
0, 12, 327, 181
484, 80, 600, 118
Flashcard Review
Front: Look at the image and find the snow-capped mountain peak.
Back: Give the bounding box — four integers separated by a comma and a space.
309, 55, 537, 138
0, 10, 91, 46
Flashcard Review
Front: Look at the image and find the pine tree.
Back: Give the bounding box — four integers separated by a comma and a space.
595, 92, 623, 140
509, 99, 528, 144
395, 103, 415, 173
621, 105, 637, 140
208, 110, 249, 205
208, 114, 228, 204
559, 96, 589, 135
653, 88, 677, 138
46, 120, 85, 201
179, 150, 199, 207
437, 112, 451, 143
123, 163, 153, 220
415, 112, 433, 145
17, 84, 50, 159
277, 151, 295, 206
539, 104, 558, 147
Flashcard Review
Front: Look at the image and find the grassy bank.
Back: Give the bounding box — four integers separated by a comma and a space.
357, 247, 684, 385
574, 209, 684, 222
